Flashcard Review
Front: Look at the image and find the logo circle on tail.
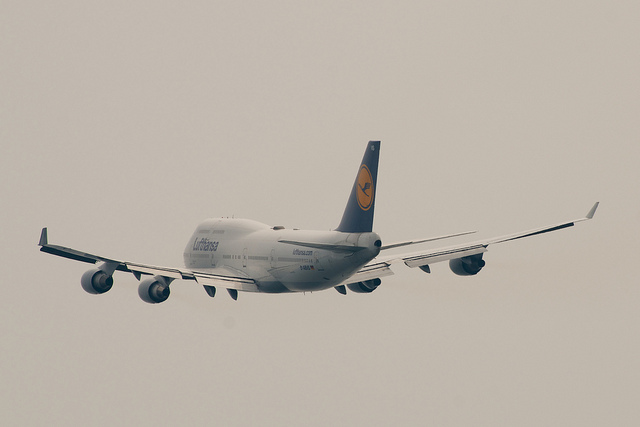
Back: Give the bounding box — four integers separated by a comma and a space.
356, 165, 374, 211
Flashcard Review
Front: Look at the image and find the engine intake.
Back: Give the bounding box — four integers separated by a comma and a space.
81, 268, 114, 294
138, 276, 172, 304
449, 254, 486, 276
346, 278, 382, 293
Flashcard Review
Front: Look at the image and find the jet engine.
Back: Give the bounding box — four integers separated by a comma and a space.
81, 268, 114, 294
138, 276, 172, 304
449, 254, 486, 276
346, 278, 382, 293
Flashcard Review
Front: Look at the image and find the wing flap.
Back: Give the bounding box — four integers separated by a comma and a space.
403, 245, 487, 268
125, 263, 185, 280
339, 262, 394, 285
278, 239, 366, 252
193, 271, 258, 292
125, 263, 258, 291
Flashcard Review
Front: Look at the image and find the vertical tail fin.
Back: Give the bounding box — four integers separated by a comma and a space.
336, 141, 380, 233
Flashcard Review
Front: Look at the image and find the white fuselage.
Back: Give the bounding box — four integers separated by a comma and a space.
183, 218, 381, 293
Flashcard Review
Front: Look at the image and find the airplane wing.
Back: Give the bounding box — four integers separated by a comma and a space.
342, 202, 599, 287
38, 228, 258, 292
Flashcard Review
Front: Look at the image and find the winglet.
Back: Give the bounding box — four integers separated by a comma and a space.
586, 202, 599, 220
39, 227, 48, 246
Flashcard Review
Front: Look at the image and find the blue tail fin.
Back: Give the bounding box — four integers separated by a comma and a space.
336, 141, 380, 233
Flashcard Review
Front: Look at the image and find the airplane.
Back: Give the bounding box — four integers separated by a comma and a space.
38, 141, 599, 304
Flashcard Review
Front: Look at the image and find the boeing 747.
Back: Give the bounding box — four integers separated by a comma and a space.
39, 141, 598, 303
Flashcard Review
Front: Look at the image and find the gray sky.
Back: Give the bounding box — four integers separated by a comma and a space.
2, 1, 639, 426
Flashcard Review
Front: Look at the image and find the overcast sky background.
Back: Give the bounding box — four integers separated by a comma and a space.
2, 1, 639, 426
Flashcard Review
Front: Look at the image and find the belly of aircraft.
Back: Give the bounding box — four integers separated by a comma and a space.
255, 265, 357, 293
256, 278, 336, 293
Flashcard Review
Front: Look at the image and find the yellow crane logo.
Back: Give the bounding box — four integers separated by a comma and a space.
356, 165, 374, 211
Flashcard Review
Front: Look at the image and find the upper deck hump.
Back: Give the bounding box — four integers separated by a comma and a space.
194, 218, 272, 235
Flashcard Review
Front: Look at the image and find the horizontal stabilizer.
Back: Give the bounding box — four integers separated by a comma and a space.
381, 230, 476, 250
278, 239, 366, 253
